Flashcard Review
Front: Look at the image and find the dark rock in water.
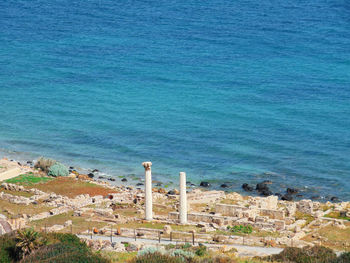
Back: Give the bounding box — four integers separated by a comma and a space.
242, 183, 253, 192
121, 178, 127, 182
27, 161, 33, 165
260, 189, 273, 196
286, 188, 299, 195
262, 180, 272, 184
167, 190, 176, 195
274, 193, 282, 197
17, 162, 22, 166
186, 181, 191, 185
281, 194, 293, 201
92, 169, 99, 173
126, 187, 132, 190
136, 183, 144, 186
155, 182, 162, 186
69, 166, 74, 170
98, 176, 105, 179
108, 178, 116, 182
88, 173, 94, 178
200, 182, 210, 187
311, 195, 321, 200
256, 182, 269, 192
330, 196, 340, 202
220, 183, 229, 188
190, 184, 196, 187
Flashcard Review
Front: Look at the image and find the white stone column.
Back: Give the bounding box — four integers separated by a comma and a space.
179, 172, 187, 224
142, 162, 153, 221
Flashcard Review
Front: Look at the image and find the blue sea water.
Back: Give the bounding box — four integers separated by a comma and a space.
1, 0, 350, 200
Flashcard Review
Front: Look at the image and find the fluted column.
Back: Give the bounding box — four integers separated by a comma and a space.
179, 172, 187, 224
142, 162, 153, 220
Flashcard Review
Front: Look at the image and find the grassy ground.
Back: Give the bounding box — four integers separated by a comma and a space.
303, 223, 350, 251
98, 251, 137, 262
0, 199, 51, 218
5, 173, 118, 198
295, 211, 315, 226
29, 211, 109, 234
324, 211, 350, 221
221, 199, 239, 205
0, 188, 34, 198
5, 172, 53, 185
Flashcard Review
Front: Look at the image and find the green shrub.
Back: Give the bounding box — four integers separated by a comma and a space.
138, 247, 164, 256
47, 163, 69, 177
130, 252, 183, 263
227, 225, 253, 234
182, 243, 192, 249
21, 243, 109, 263
48, 233, 88, 250
334, 252, 350, 263
264, 246, 337, 263
34, 157, 56, 173
194, 256, 238, 263
0, 233, 17, 263
195, 245, 207, 257
170, 249, 195, 260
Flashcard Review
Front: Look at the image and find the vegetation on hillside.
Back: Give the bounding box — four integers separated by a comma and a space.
0, 230, 109, 263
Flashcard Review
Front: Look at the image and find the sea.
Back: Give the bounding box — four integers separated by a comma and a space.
1, 0, 350, 200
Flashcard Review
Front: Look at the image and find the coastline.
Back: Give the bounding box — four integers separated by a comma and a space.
0, 147, 346, 203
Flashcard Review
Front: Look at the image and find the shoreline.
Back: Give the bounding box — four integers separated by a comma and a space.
0, 150, 346, 203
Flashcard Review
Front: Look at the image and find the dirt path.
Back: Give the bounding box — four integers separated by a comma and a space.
78, 234, 283, 257
0, 167, 23, 181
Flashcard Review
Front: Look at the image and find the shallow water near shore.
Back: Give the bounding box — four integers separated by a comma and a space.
0, 0, 350, 200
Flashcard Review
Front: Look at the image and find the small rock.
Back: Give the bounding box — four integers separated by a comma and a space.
281, 194, 293, 201
242, 183, 253, 192
88, 173, 94, 178
260, 189, 273, 196
330, 196, 340, 202
92, 169, 99, 173
256, 182, 269, 192
121, 178, 127, 182
167, 190, 176, 195
220, 183, 229, 188
136, 183, 144, 186
286, 188, 299, 195
200, 182, 210, 187
262, 180, 272, 184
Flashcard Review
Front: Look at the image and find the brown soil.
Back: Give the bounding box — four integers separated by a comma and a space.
34, 177, 118, 198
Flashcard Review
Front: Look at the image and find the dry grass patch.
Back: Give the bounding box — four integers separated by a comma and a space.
153, 203, 174, 216
118, 221, 199, 234
221, 199, 238, 205
29, 211, 109, 234
303, 223, 350, 251
33, 177, 118, 198
0, 188, 34, 198
0, 199, 51, 218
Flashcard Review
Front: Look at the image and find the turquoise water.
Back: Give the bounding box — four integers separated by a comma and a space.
1, 0, 350, 199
